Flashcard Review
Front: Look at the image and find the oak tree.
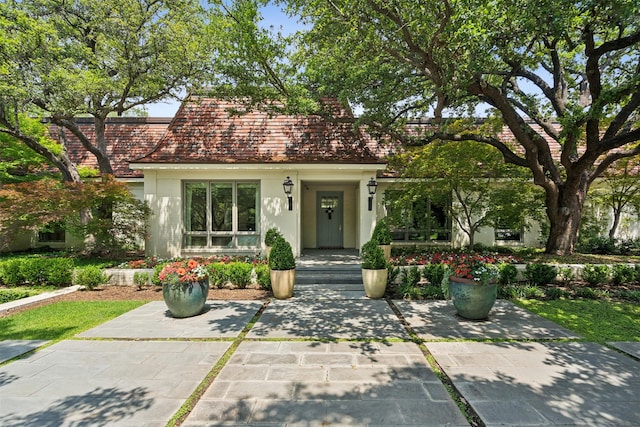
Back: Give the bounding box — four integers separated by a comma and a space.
284, 0, 640, 255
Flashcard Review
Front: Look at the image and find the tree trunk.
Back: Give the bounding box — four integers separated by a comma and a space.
609, 207, 622, 240
544, 185, 587, 255
94, 116, 115, 176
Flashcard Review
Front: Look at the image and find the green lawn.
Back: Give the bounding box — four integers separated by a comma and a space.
0, 300, 147, 341
515, 299, 640, 343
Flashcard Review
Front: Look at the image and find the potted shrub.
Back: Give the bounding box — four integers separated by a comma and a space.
268, 236, 296, 299
159, 259, 209, 318
361, 239, 389, 298
371, 217, 392, 259
446, 258, 500, 320
264, 227, 282, 259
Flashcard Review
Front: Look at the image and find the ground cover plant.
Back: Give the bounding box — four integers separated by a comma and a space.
515, 299, 640, 343
0, 300, 146, 342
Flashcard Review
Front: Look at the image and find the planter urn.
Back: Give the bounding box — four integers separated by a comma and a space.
448, 276, 497, 320
162, 280, 209, 318
270, 269, 296, 299
362, 268, 388, 298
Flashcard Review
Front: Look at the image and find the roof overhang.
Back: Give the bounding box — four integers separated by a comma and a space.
130, 162, 388, 173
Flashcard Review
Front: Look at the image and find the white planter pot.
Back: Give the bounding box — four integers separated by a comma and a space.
362, 268, 388, 299
270, 269, 295, 299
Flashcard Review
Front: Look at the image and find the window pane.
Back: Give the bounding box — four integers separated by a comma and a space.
237, 183, 258, 232
38, 223, 65, 243
211, 183, 233, 231
211, 236, 233, 246
185, 235, 207, 247
236, 235, 259, 247
185, 183, 207, 232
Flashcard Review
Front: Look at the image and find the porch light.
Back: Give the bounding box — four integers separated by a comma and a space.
367, 177, 377, 211
283, 176, 294, 211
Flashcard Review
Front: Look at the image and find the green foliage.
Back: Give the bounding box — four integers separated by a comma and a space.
611, 264, 636, 285
0, 178, 150, 255
581, 264, 611, 286
0, 257, 72, 286
557, 267, 576, 285
371, 217, 392, 245
421, 284, 445, 299
422, 263, 448, 286
360, 240, 387, 270
524, 263, 558, 286
0, 259, 24, 285
498, 263, 518, 285
151, 264, 164, 286
499, 284, 545, 300
544, 287, 570, 300
0, 116, 56, 183
268, 236, 296, 270
254, 264, 271, 290
226, 262, 253, 289
206, 262, 229, 289
387, 265, 401, 285
0, 288, 39, 304
72, 266, 109, 290
133, 271, 150, 290
44, 258, 75, 286
0, 0, 216, 178
264, 227, 282, 246
283, 0, 640, 255
574, 286, 608, 299
613, 290, 640, 303
516, 299, 640, 343
400, 266, 421, 287
576, 236, 618, 255
387, 142, 541, 248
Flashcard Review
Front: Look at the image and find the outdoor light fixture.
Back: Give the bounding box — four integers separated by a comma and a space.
283, 176, 294, 211
367, 177, 377, 211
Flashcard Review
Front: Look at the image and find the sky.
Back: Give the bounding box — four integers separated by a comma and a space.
144, 2, 301, 117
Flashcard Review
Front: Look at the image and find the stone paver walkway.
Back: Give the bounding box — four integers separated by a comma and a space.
0, 340, 49, 364
427, 341, 640, 426
248, 299, 408, 339
1, 294, 639, 426
185, 341, 468, 426
395, 300, 580, 340
0, 339, 230, 426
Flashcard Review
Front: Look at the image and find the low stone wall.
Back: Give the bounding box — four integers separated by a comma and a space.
105, 268, 154, 286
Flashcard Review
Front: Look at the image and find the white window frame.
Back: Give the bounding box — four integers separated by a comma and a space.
183, 180, 260, 249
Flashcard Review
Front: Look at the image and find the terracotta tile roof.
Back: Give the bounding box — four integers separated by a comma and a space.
48, 118, 171, 178
135, 97, 385, 165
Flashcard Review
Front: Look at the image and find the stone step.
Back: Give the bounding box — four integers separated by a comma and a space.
295, 275, 363, 285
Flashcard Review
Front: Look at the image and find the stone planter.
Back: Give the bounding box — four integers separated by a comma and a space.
162, 280, 209, 318
271, 269, 295, 299
449, 276, 497, 320
362, 268, 388, 299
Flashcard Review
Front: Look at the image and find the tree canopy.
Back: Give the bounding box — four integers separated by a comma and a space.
0, 0, 216, 179
278, 0, 640, 254
389, 140, 544, 248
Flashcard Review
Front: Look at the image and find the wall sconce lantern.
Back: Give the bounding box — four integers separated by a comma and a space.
367, 177, 377, 211
283, 176, 294, 211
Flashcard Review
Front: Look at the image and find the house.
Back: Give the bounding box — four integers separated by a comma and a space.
130, 97, 388, 258
6, 96, 635, 256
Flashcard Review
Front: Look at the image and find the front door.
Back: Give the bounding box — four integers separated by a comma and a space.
317, 191, 343, 248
